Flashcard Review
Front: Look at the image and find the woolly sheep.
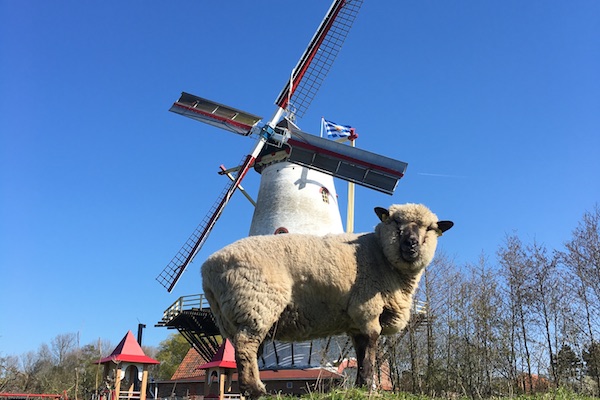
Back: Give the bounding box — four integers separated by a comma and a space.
201, 203, 453, 398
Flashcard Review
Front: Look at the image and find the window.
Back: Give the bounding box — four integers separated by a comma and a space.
274, 227, 289, 234
320, 187, 330, 204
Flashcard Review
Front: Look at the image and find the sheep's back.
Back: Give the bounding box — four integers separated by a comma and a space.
201, 232, 370, 340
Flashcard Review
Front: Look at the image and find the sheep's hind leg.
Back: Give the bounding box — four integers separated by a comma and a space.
351, 332, 379, 388
233, 329, 266, 399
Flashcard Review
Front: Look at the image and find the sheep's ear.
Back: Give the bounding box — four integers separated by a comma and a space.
437, 220, 454, 234
374, 207, 390, 222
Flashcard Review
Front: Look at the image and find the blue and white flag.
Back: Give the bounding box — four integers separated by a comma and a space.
323, 118, 353, 139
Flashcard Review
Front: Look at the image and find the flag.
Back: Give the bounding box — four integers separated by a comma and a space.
323, 118, 353, 139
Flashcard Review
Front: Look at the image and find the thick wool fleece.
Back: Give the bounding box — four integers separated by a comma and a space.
202, 203, 445, 341
201, 203, 452, 397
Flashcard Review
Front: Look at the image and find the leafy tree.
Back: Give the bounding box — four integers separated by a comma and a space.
154, 333, 191, 380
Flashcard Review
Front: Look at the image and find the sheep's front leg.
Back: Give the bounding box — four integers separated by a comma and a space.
351, 332, 379, 388
233, 330, 267, 399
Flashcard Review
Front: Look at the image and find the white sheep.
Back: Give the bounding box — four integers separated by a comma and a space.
201, 203, 453, 398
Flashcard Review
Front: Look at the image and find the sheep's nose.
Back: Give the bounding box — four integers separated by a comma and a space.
402, 233, 418, 249
407, 236, 418, 248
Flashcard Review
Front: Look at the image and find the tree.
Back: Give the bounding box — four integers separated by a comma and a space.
528, 241, 561, 386
560, 205, 600, 391
560, 205, 600, 344
554, 345, 581, 388
51, 333, 77, 366
498, 233, 534, 394
154, 333, 191, 380
0, 354, 21, 392
583, 341, 600, 394
421, 250, 456, 395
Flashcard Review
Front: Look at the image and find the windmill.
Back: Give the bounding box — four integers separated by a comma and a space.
156, 0, 407, 296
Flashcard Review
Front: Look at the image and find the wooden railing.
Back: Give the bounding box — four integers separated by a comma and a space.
158, 294, 426, 327
118, 391, 140, 400
158, 294, 210, 325
412, 300, 427, 315
204, 394, 242, 400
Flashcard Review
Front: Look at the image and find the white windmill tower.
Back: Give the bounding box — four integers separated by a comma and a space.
248, 119, 345, 237
156, 0, 408, 368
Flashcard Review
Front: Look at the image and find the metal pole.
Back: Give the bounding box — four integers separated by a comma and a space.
346, 139, 355, 233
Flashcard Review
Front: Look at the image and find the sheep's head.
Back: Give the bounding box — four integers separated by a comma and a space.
375, 204, 453, 272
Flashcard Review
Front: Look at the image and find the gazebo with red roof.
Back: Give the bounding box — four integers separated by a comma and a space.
198, 339, 237, 400
96, 331, 159, 400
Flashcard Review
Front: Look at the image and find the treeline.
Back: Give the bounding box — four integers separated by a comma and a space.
376, 205, 600, 398
0, 334, 114, 399
0, 333, 189, 399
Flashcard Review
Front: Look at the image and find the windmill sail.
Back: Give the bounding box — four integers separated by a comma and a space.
156, 154, 255, 292
275, 0, 364, 117
170, 92, 262, 136
286, 128, 408, 195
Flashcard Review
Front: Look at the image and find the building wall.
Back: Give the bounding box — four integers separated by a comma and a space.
156, 376, 342, 398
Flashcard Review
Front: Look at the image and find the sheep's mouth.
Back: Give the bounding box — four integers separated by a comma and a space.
401, 246, 420, 262
402, 251, 419, 262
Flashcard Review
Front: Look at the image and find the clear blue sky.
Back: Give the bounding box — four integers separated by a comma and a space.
1, 1, 598, 357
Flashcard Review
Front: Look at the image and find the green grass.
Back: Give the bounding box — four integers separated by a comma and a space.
271, 387, 599, 400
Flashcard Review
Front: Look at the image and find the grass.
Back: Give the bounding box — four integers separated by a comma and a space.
271, 387, 599, 400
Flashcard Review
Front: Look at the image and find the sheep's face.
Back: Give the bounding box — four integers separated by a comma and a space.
375, 204, 453, 272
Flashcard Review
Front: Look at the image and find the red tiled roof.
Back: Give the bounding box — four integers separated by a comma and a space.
171, 347, 209, 380
97, 331, 159, 365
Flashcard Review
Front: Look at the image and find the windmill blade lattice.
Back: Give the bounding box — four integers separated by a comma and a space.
156, 155, 253, 292
275, 0, 364, 118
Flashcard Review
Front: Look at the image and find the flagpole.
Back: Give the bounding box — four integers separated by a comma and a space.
320, 117, 324, 138
346, 138, 355, 233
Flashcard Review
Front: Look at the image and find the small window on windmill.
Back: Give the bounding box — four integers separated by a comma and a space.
274, 227, 289, 235
286, 382, 293, 389
320, 187, 330, 204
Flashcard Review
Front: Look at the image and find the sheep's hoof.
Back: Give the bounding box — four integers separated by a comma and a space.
241, 382, 266, 400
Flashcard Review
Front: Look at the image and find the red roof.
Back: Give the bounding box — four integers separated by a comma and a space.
170, 346, 343, 383
171, 348, 209, 380
97, 331, 160, 365
197, 339, 237, 370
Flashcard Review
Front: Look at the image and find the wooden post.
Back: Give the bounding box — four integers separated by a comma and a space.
140, 367, 149, 400
218, 373, 226, 400
114, 367, 122, 400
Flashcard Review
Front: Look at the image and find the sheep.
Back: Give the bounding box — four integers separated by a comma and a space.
201, 203, 453, 398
